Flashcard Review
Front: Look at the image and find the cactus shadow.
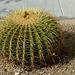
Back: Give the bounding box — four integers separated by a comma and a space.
60, 30, 75, 64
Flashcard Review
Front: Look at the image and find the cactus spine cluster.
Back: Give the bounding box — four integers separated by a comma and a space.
0, 7, 63, 69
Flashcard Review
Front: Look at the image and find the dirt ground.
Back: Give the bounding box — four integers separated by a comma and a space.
0, 18, 75, 75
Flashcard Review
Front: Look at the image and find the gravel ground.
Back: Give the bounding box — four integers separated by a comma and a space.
0, 18, 75, 75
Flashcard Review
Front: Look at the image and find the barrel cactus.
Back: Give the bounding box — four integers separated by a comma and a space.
0, 7, 63, 69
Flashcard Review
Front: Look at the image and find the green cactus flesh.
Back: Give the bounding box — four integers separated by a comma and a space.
0, 8, 63, 69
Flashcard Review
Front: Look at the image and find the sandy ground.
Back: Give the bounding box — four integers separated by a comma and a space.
0, 18, 75, 75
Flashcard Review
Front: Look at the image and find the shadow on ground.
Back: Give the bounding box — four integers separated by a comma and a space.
0, 0, 22, 4
0, 0, 22, 16
59, 21, 75, 65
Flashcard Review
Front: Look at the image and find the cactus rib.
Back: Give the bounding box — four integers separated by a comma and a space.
32, 25, 44, 65
29, 24, 34, 67
22, 24, 27, 68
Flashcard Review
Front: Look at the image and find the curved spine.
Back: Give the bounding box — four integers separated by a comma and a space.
16, 25, 24, 63
9, 25, 21, 60
2, 24, 18, 56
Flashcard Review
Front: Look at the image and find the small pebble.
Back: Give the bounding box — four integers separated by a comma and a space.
15, 72, 19, 75
48, 73, 51, 75
25, 71, 28, 74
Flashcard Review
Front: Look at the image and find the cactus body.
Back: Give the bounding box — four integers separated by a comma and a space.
0, 8, 63, 69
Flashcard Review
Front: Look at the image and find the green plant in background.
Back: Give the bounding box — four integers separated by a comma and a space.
0, 7, 63, 69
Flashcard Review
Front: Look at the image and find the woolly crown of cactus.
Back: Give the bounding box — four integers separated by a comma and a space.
0, 7, 63, 70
